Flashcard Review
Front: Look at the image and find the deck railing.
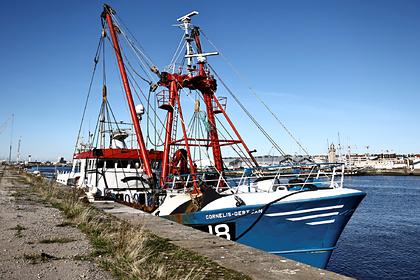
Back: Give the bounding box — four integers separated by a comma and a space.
163, 163, 345, 193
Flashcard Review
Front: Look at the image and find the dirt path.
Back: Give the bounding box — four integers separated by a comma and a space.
0, 167, 113, 280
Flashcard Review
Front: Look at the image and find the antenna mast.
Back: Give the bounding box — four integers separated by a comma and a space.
337, 132, 342, 162
156, 11, 260, 188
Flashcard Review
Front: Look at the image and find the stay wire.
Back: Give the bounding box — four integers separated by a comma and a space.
92, 101, 104, 148
106, 100, 122, 133
113, 13, 155, 68
103, 35, 165, 147
201, 30, 310, 157
73, 35, 104, 157
125, 67, 165, 147
214, 114, 255, 168
185, 88, 254, 170
112, 14, 155, 82
207, 64, 289, 158
125, 57, 152, 85
169, 34, 186, 67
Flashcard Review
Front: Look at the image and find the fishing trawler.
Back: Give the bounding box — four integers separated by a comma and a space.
57, 4, 365, 268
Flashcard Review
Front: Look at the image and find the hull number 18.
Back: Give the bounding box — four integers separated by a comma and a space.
192, 222, 236, 241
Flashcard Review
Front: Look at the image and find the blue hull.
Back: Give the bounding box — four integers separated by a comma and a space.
165, 191, 366, 268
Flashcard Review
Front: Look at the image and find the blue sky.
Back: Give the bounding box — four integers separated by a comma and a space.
0, 0, 419, 161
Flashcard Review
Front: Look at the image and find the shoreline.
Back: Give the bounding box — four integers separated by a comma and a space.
349, 169, 420, 176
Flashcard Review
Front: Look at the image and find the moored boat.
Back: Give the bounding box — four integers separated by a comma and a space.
57, 4, 365, 268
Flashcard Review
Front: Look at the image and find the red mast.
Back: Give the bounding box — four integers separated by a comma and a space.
102, 5, 154, 179
192, 28, 224, 172
156, 11, 259, 186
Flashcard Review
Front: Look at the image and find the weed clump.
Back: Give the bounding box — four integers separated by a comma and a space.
23, 173, 249, 280
39, 237, 76, 244
23, 252, 58, 264
10, 224, 26, 238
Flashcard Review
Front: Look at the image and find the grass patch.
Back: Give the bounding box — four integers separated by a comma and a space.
39, 237, 77, 244
21, 172, 250, 280
23, 252, 58, 264
11, 191, 25, 198
73, 254, 93, 261
10, 224, 26, 238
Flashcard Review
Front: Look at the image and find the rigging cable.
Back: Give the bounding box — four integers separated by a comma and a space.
103, 35, 166, 147
125, 66, 165, 146
125, 57, 152, 85
186, 41, 289, 162
188, 89, 255, 169
169, 34, 186, 67
207, 65, 289, 158
113, 13, 155, 68
73, 35, 104, 156
201, 30, 311, 157
111, 14, 155, 82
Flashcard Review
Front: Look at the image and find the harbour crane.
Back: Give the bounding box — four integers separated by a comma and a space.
0, 114, 14, 163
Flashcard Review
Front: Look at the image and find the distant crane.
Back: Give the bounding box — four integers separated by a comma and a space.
0, 114, 14, 163
8, 114, 14, 163
16, 137, 21, 163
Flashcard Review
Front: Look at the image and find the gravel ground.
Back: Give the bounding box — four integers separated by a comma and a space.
0, 168, 113, 280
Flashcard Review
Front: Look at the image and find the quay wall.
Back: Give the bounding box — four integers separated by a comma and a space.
93, 201, 352, 280
354, 168, 420, 176
23, 171, 352, 280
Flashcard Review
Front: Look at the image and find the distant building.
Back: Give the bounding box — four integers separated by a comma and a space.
224, 155, 314, 170
328, 144, 336, 163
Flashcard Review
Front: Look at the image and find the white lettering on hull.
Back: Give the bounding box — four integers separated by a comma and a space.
205, 208, 263, 220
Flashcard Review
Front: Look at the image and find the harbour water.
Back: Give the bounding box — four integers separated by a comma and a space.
328, 176, 420, 280
32, 168, 419, 278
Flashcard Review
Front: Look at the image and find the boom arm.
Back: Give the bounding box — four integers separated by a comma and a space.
102, 5, 154, 180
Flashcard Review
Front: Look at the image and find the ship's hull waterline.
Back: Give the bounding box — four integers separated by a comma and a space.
165, 190, 366, 268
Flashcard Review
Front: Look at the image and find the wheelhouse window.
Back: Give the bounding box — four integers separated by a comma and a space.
117, 160, 129, 168
104, 160, 115, 169
97, 159, 105, 168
